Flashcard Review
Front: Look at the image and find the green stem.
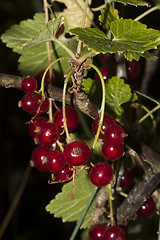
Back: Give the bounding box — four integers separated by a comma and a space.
138, 103, 160, 124
136, 103, 156, 128
90, 64, 106, 150
78, 50, 96, 63
62, 69, 74, 143
39, 57, 65, 96
134, 5, 159, 22
135, 91, 159, 105
69, 186, 99, 240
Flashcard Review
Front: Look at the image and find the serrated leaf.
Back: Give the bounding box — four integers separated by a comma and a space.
46, 169, 95, 229
113, 0, 150, 6
69, 19, 160, 61
99, 5, 119, 30
56, 0, 93, 29
1, 13, 88, 76
20, 16, 64, 48
105, 77, 137, 117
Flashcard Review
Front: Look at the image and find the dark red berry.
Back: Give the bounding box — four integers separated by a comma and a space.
104, 226, 125, 240
126, 60, 141, 80
55, 25, 64, 37
137, 197, 156, 218
63, 141, 90, 166
105, 124, 125, 144
46, 150, 65, 172
92, 114, 115, 139
54, 164, 73, 183
102, 142, 124, 161
53, 106, 79, 132
89, 162, 113, 187
89, 223, 106, 240
21, 76, 37, 93
28, 117, 48, 138
95, 67, 115, 82
36, 122, 59, 147
21, 93, 49, 115
32, 146, 49, 171
120, 168, 134, 188
35, 70, 56, 85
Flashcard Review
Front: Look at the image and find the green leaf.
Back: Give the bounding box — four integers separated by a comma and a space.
105, 77, 137, 117
46, 169, 95, 229
1, 13, 88, 76
69, 19, 160, 61
99, 5, 119, 30
113, 0, 150, 6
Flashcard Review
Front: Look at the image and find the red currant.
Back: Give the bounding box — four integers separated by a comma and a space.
54, 164, 73, 183
46, 150, 65, 172
104, 226, 125, 240
126, 60, 141, 80
89, 162, 113, 187
102, 142, 124, 161
53, 106, 79, 132
63, 141, 90, 166
95, 67, 115, 82
137, 197, 156, 218
105, 123, 125, 144
21, 76, 37, 93
89, 223, 106, 240
32, 146, 49, 171
36, 122, 59, 147
92, 114, 115, 139
120, 168, 134, 188
28, 116, 48, 138
21, 93, 49, 115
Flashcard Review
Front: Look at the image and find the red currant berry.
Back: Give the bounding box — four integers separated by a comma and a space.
63, 141, 90, 166
126, 60, 141, 80
46, 150, 65, 172
105, 123, 125, 144
137, 197, 156, 218
89, 162, 113, 187
21, 93, 49, 115
95, 67, 115, 82
28, 117, 48, 138
89, 223, 106, 240
104, 226, 125, 240
32, 146, 49, 171
102, 142, 124, 161
21, 76, 37, 93
35, 70, 56, 85
36, 122, 59, 147
53, 106, 79, 132
120, 168, 134, 188
92, 114, 115, 139
54, 164, 73, 183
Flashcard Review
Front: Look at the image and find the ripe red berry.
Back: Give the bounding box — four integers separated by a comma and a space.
63, 141, 90, 166
36, 122, 59, 147
89, 162, 113, 187
21, 93, 49, 115
54, 164, 73, 183
21, 76, 37, 93
102, 142, 124, 161
89, 223, 106, 240
137, 197, 156, 218
28, 117, 48, 138
120, 168, 134, 188
105, 123, 125, 144
53, 106, 79, 132
104, 226, 125, 240
46, 150, 65, 172
32, 146, 49, 171
126, 60, 141, 80
95, 67, 115, 82
92, 114, 115, 139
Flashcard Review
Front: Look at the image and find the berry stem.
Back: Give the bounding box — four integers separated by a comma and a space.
0, 163, 31, 239
48, 97, 53, 122
137, 103, 160, 125
90, 64, 106, 150
69, 186, 99, 240
136, 103, 156, 129
108, 183, 115, 226
135, 90, 159, 105
39, 57, 64, 96
62, 69, 74, 143
134, 5, 159, 22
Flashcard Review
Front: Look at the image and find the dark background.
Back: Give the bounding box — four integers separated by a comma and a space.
0, 0, 160, 240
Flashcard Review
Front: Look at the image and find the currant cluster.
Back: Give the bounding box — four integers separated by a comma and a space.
89, 223, 125, 240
